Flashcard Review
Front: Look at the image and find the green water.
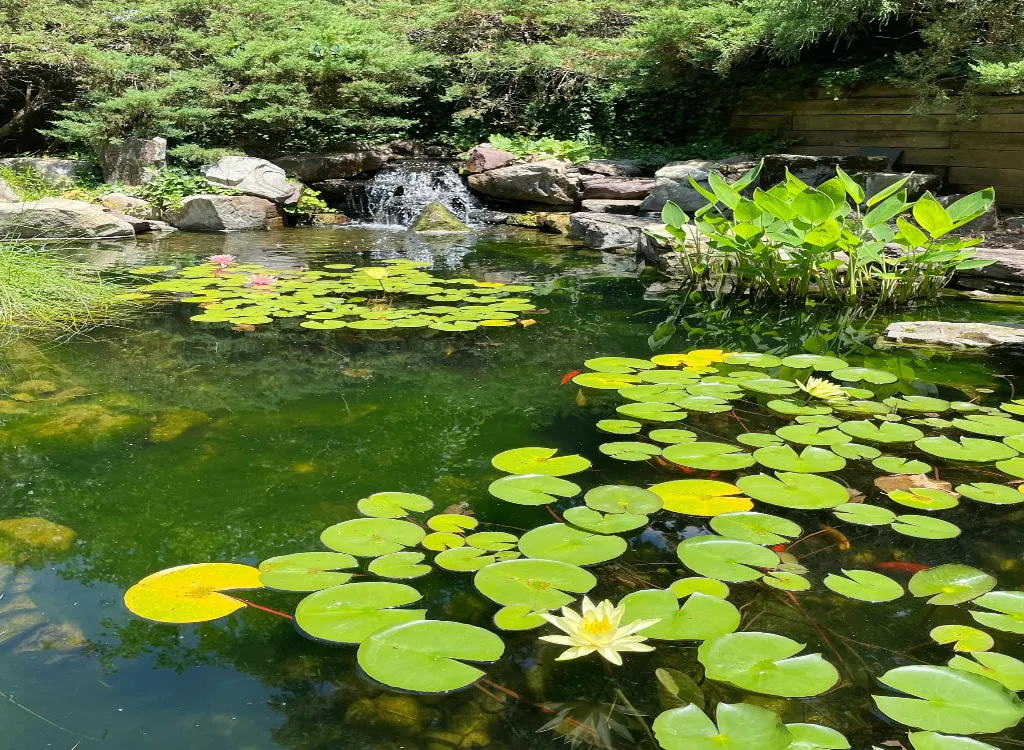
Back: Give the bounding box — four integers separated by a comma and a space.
1, 227, 1023, 749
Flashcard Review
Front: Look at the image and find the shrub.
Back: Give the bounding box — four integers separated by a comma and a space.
486, 135, 598, 163
129, 168, 239, 212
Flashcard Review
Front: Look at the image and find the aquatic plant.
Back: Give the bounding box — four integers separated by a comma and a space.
125, 347, 1024, 747
131, 257, 536, 332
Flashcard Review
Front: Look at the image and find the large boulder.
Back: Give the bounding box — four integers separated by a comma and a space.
0, 158, 95, 182
884, 320, 1024, 349
640, 157, 756, 213
412, 201, 470, 232
582, 179, 655, 200
463, 145, 517, 174
569, 212, 664, 252
96, 137, 167, 185
581, 200, 642, 215
272, 144, 392, 182
203, 156, 302, 204
0, 177, 19, 202
165, 195, 285, 231
579, 159, 643, 178
759, 154, 890, 188
0, 198, 135, 239
467, 160, 578, 206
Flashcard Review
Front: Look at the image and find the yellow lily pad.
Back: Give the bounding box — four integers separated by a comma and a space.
650, 480, 753, 516
124, 563, 264, 624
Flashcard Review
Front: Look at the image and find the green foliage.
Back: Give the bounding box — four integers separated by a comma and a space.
129, 168, 238, 212
486, 134, 597, 163
286, 187, 334, 215
0, 166, 103, 202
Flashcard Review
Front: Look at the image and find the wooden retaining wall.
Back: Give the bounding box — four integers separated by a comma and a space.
729, 82, 1024, 206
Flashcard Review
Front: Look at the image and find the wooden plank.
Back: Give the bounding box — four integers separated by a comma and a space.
948, 166, 1024, 187
735, 96, 1024, 117
952, 183, 1024, 206
728, 114, 792, 130
951, 132, 1024, 151
790, 145, 859, 157
898, 148, 952, 167
792, 113, 958, 132
953, 114, 1024, 133
791, 130, 952, 149
948, 149, 1024, 170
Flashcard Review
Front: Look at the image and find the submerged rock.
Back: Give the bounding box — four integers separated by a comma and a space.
0, 403, 147, 447
149, 408, 211, 442
884, 320, 1024, 348
507, 212, 572, 234
412, 201, 470, 232
345, 694, 433, 734
0, 517, 77, 553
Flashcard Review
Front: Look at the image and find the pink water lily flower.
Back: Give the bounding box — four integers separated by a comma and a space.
247, 274, 278, 287
207, 254, 237, 267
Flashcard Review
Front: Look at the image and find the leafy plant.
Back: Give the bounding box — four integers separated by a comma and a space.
285, 186, 335, 215
487, 134, 597, 163
130, 167, 239, 212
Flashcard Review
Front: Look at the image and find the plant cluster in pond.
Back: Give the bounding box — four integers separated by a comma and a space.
125, 347, 1024, 748
658, 164, 995, 305
130, 257, 536, 331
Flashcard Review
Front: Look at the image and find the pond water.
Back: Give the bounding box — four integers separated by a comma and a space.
1, 226, 1024, 750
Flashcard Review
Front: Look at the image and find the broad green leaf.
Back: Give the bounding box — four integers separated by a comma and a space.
913, 192, 954, 238
585, 484, 663, 514
780, 354, 849, 371
617, 401, 689, 421
763, 571, 811, 591
892, 515, 962, 540
474, 558, 595, 609
775, 424, 851, 447
786, 723, 850, 750
832, 442, 882, 460
491, 446, 591, 476
956, 482, 1024, 505
910, 733, 1000, 750
620, 589, 740, 640
367, 551, 431, 579
493, 604, 548, 631
357, 491, 433, 518
427, 514, 478, 533
124, 563, 264, 624
930, 625, 993, 652
885, 395, 951, 413
824, 569, 903, 602
649, 428, 699, 444
754, 445, 847, 473
321, 518, 426, 557
518, 523, 627, 565
833, 503, 896, 525
487, 474, 581, 505
970, 591, 1024, 634
915, 436, 1018, 462
710, 511, 802, 545
574, 372, 643, 389
948, 652, 1024, 690
887, 488, 959, 510
596, 418, 642, 434
792, 189, 834, 223
677, 535, 780, 582
953, 414, 1024, 438
656, 667, 706, 711
466, 531, 518, 551
736, 472, 849, 509
839, 420, 923, 443
670, 577, 730, 599
562, 506, 648, 534
584, 356, 656, 374
295, 582, 425, 644
663, 442, 755, 470
258, 552, 357, 592
909, 564, 995, 605
654, 702, 792, 750
652, 479, 753, 516
662, 200, 689, 228
831, 367, 898, 385
699, 632, 839, 697
600, 440, 663, 461
738, 432, 785, 448
873, 457, 933, 474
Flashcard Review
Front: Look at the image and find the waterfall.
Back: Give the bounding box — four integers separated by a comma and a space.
350, 160, 481, 226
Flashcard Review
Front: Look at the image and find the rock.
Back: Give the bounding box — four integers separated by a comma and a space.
581, 199, 642, 215
166, 195, 286, 231
640, 158, 756, 213
204, 156, 302, 204
884, 320, 1024, 348
569, 212, 665, 252
463, 145, 517, 174
310, 212, 349, 226
96, 137, 167, 185
759, 154, 890, 188
0, 198, 135, 239
0, 517, 77, 553
411, 201, 470, 232
0, 157, 95, 182
579, 159, 643, 178
424, 145, 450, 158
953, 246, 1024, 294
345, 694, 432, 734
938, 193, 999, 232
0, 404, 147, 448
467, 160, 578, 206
1006, 216, 1024, 230
471, 209, 509, 224
856, 172, 942, 202
507, 212, 572, 234
100, 192, 155, 217
14, 622, 87, 658
389, 140, 425, 157
582, 179, 655, 201
149, 409, 211, 442
14, 379, 56, 393
0, 177, 19, 202
272, 144, 392, 181
114, 214, 177, 235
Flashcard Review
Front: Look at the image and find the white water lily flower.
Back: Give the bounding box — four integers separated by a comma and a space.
798, 376, 847, 402
538, 596, 660, 666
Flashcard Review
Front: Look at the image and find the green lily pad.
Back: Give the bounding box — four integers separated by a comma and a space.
670, 577, 730, 599
781, 354, 849, 371
639, 369, 701, 385
675, 395, 732, 413
562, 506, 648, 534
873, 665, 1024, 733
996, 457, 1024, 479
300, 319, 347, 330
738, 432, 784, 448
786, 723, 850, 750
741, 378, 800, 396
357, 491, 433, 518
724, 352, 783, 367
833, 400, 890, 416
466, 532, 518, 551
596, 419, 642, 435
258, 551, 358, 591
616, 402, 688, 421
754, 445, 847, 473
970, 591, 1024, 634
573, 372, 643, 389
709, 512, 802, 545
952, 414, 1024, 437
832, 367, 898, 384
488, 474, 581, 505
911, 417, 955, 429
955, 482, 1024, 505
775, 424, 851, 447
686, 382, 744, 400
653, 702, 792, 750
915, 436, 1018, 462
619, 589, 740, 640
620, 384, 688, 403
584, 356, 655, 373
676, 536, 780, 582
888, 488, 959, 510
1001, 400, 1024, 416
493, 604, 548, 631
321, 518, 426, 557
892, 515, 962, 539
762, 571, 811, 591
736, 472, 849, 509
884, 396, 951, 413
427, 514, 478, 533
367, 551, 431, 579
599, 441, 663, 461
823, 569, 903, 602
908, 564, 996, 605
295, 582, 425, 644
838, 420, 923, 443
833, 503, 897, 525
474, 558, 596, 609
663, 442, 755, 471
649, 428, 698, 444
491, 447, 591, 476
435, 547, 505, 571
795, 415, 843, 427
930, 625, 993, 652
948, 652, 1024, 690
768, 400, 834, 417
1007, 435, 1024, 452
832, 442, 882, 460
518, 523, 627, 565
422, 532, 466, 551
584, 484, 663, 514
873, 456, 933, 474
698, 631, 840, 697
357, 620, 504, 693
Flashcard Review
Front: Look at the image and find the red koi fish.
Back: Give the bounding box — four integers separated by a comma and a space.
873, 561, 930, 574
559, 370, 582, 387
771, 544, 787, 553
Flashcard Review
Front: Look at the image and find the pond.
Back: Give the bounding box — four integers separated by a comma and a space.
1, 226, 1024, 750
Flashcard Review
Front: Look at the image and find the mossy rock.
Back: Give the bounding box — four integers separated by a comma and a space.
345, 694, 432, 734
13, 380, 58, 394
149, 408, 211, 442
506, 212, 571, 234
412, 201, 470, 233
0, 403, 148, 448
0, 517, 77, 553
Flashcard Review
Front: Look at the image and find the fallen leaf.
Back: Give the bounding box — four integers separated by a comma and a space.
873, 473, 954, 494
846, 487, 866, 504
231, 324, 256, 332
520, 319, 537, 327
576, 389, 588, 406
342, 369, 373, 378
442, 502, 476, 517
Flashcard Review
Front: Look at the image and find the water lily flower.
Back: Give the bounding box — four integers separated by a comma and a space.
363, 267, 390, 281
538, 596, 659, 666
798, 376, 847, 402
247, 274, 277, 287
206, 254, 237, 267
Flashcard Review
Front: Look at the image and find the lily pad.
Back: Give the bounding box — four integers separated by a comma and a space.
518, 523, 627, 565
493, 604, 549, 631
124, 563, 264, 624
584, 484, 663, 514
908, 564, 995, 605
321, 518, 426, 557
258, 552, 357, 591
573, 372, 643, 389
831, 367, 898, 384
584, 356, 656, 374
670, 577, 730, 599
620, 384, 688, 403
738, 432, 784, 448
885, 396, 951, 413
698, 631, 839, 697
724, 352, 783, 367
970, 591, 1024, 634
873, 665, 1024, 733
887, 488, 959, 511
663, 442, 755, 471
838, 420, 923, 444
596, 419, 642, 434
762, 571, 811, 591
422, 532, 466, 551
915, 436, 1018, 463
832, 442, 882, 460
741, 378, 800, 396
754, 445, 847, 473
649, 428, 698, 444
474, 558, 596, 609
833, 400, 890, 416
488, 474, 581, 505
651, 480, 753, 516
1001, 400, 1024, 416
367, 551, 431, 579
491, 447, 591, 476
833, 503, 897, 525
562, 506, 649, 534
599, 441, 663, 461
930, 625, 993, 652
892, 515, 962, 540
466, 532, 518, 551
736, 472, 849, 509
786, 723, 850, 750
952, 414, 1024, 437
709, 512, 801, 545
775, 425, 851, 446
676, 536, 780, 582
781, 354, 849, 371
823, 569, 903, 602
948, 652, 1024, 690
357, 491, 433, 518
616, 402, 688, 421
653, 702, 792, 750
956, 482, 1024, 505
996, 457, 1024, 479
435, 547, 505, 572
768, 400, 834, 417
427, 514, 479, 533
294, 582, 425, 644
873, 457, 933, 474
619, 589, 740, 640
675, 395, 732, 413
357, 620, 504, 693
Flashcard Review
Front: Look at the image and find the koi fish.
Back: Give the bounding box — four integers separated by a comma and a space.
818, 524, 851, 551
575, 389, 588, 406
771, 544, 787, 553
559, 370, 582, 387
873, 561, 930, 574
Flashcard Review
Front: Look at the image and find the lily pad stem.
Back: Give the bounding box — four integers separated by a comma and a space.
223, 595, 294, 620
614, 687, 657, 749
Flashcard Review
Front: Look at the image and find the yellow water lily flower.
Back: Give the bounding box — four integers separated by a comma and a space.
538, 596, 660, 666
798, 376, 847, 402
363, 267, 390, 281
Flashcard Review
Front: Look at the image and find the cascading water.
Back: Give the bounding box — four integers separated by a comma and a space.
349, 159, 482, 226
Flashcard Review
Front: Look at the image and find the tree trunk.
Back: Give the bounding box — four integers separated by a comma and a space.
0, 82, 50, 142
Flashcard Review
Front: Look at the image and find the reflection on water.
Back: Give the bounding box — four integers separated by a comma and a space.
0, 226, 1022, 748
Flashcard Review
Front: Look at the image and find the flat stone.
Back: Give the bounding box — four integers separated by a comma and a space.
759, 154, 890, 188
581, 199, 642, 214
204, 156, 302, 204
579, 159, 643, 178
273, 145, 392, 181
954, 246, 1024, 293
166, 195, 285, 231
0, 517, 77, 553
463, 145, 516, 174
582, 179, 655, 200
1006, 216, 1024, 230
101, 192, 156, 217
0, 198, 135, 239
0, 177, 19, 202
569, 212, 664, 251
0, 157, 96, 181
640, 158, 756, 213
884, 320, 1024, 348
97, 137, 167, 185
467, 160, 578, 206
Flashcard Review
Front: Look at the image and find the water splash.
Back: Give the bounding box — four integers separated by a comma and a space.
352, 160, 481, 226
